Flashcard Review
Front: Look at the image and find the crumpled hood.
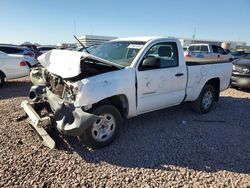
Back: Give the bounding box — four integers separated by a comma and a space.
37, 49, 122, 78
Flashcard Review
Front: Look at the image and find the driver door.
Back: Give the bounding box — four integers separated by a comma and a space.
136, 42, 187, 114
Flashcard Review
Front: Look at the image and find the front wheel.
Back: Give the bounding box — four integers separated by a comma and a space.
80, 105, 122, 149
192, 84, 216, 113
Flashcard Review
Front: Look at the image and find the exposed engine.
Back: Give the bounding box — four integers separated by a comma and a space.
29, 67, 76, 103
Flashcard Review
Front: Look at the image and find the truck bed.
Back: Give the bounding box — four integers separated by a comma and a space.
184, 60, 232, 102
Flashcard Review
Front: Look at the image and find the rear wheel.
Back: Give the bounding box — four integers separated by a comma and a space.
0, 72, 5, 88
80, 105, 122, 149
192, 84, 215, 113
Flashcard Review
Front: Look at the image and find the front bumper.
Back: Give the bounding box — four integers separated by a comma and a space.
21, 88, 99, 148
21, 100, 55, 149
231, 75, 250, 88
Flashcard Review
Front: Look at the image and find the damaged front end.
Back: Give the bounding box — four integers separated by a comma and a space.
21, 67, 99, 149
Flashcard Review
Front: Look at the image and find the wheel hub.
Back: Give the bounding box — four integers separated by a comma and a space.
91, 113, 116, 142
202, 91, 213, 109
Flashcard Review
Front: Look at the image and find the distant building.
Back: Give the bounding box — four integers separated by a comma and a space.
77, 35, 117, 47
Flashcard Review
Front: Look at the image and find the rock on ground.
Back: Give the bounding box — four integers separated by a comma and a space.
0, 78, 250, 187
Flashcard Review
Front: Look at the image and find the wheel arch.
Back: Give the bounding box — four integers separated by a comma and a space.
92, 94, 129, 119
205, 77, 220, 101
0, 70, 6, 78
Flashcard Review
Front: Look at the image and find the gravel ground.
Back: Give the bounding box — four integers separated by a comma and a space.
0, 77, 250, 187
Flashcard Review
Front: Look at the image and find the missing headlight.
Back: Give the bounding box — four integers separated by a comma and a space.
30, 68, 48, 86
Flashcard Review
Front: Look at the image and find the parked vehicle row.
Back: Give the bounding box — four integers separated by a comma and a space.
0, 43, 64, 88
37, 45, 57, 54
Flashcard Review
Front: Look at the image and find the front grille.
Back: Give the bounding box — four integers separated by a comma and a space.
48, 75, 75, 102
49, 77, 65, 98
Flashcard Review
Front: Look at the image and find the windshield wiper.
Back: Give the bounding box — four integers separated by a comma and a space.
74, 35, 90, 53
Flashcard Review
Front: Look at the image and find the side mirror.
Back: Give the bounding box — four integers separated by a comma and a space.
141, 56, 161, 70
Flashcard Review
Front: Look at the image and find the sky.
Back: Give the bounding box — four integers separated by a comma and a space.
0, 0, 250, 45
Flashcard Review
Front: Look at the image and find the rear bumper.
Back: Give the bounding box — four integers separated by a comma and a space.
231, 75, 250, 88
21, 88, 99, 148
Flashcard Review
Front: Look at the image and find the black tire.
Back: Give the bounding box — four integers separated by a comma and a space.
0, 72, 5, 88
192, 84, 216, 113
80, 105, 122, 149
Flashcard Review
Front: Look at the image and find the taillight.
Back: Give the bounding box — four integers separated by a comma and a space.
26, 52, 34, 57
20, 61, 27, 67
185, 54, 191, 58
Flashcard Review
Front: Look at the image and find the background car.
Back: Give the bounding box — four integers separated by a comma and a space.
184, 44, 234, 61
0, 44, 38, 67
0, 51, 29, 87
231, 50, 249, 60
231, 53, 250, 89
37, 45, 57, 54
21, 42, 41, 58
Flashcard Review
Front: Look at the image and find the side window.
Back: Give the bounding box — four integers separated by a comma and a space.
212, 45, 226, 54
0, 47, 23, 54
8, 48, 23, 54
194, 45, 201, 52
140, 42, 178, 70
212, 45, 218, 53
200, 45, 208, 52
188, 46, 195, 52
0, 47, 9, 53
217, 46, 226, 54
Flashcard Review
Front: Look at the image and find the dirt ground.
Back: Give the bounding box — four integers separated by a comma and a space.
0, 77, 250, 187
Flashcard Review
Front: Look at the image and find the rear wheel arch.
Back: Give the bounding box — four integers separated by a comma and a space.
0, 70, 6, 87
192, 84, 216, 113
0, 70, 6, 78
205, 78, 220, 101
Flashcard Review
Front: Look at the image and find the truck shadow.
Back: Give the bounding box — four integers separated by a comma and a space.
0, 78, 31, 100
54, 95, 250, 174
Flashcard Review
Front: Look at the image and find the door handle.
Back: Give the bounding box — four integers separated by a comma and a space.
175, 73, 184, 77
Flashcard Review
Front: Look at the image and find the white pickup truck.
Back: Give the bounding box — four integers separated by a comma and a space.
21, 37, 232, 149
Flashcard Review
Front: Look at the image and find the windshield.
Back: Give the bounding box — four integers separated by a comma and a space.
86, 41, 145, 67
